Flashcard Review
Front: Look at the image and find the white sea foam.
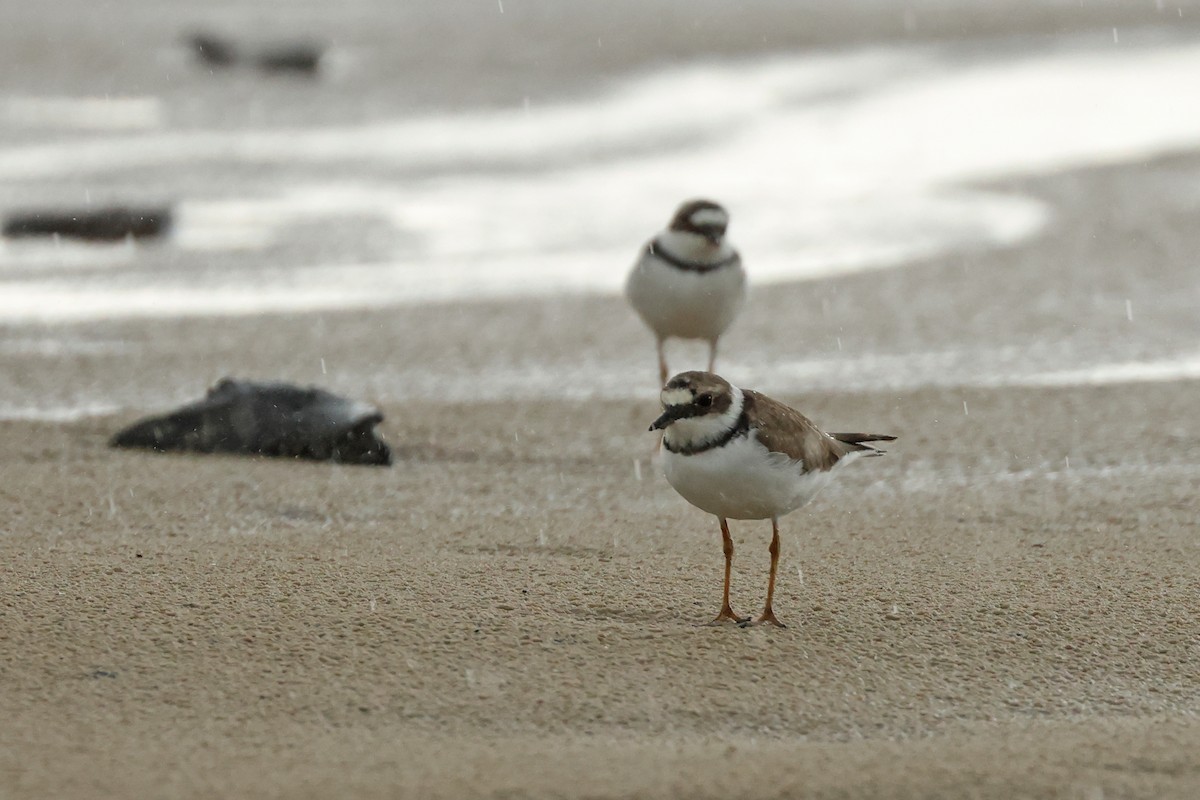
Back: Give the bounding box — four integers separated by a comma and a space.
0, 52, 899, 179
758, 349, 1200, 393
2, 343, 1195, 423
0, 403, 122, 422
1010, 353, 1200, 387
0, 277, 385, 323
4, 38, 1200, 318
0, 238, 139, 270
350, 345, 1200, 406
0, 96, 163, 131
0, 337, 134, 356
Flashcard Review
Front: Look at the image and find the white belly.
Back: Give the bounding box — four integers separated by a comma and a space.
660, 433, 833, 521
625, 255, 745, 342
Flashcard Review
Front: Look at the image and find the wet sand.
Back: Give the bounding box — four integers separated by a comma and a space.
3, 151, 1200, 798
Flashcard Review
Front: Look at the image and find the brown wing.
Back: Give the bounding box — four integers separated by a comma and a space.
742, 390, 852, 472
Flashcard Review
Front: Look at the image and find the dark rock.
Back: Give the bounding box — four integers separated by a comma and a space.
254, 45, 323, 75
185, 31, 238, 67
110, 379, 392, 466
185, 30, 324, 76
2, 206, 172, 241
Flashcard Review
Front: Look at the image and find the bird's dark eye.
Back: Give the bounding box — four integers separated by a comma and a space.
697, 394, 713, 408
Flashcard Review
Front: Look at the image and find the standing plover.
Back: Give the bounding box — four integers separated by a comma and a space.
649, 371, 895, 627
626, 200, 746, 385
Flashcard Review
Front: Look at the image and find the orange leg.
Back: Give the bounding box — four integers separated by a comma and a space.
709, 517, 749, 625
749, 518, 787, 627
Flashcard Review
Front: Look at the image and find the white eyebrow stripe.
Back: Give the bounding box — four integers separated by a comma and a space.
689, 208, 728, 227
660, 388, 694, 406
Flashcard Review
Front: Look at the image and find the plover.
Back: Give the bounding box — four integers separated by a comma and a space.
649, 371, 895, 627
625, 199, 746, 385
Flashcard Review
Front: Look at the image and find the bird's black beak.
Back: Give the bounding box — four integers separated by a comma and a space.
700, 227, 724, 245
649, 406, 687, 431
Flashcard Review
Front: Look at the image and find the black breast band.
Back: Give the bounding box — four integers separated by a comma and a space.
647, 240, 740, 274
663, 409, 751, 455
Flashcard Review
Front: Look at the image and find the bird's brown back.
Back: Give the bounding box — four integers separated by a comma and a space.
741, 390, 851, 472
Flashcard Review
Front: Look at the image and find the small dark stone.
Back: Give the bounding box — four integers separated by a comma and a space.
3, 206, 172, 241
184, 30, 324, 76
255, 45, 323, 75
185, 31, 238, 67
90, 670, 118, 679
110, 378, 392, 466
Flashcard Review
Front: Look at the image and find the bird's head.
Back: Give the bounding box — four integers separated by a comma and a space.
649, 371, 738, 433
668, 199, 729, 246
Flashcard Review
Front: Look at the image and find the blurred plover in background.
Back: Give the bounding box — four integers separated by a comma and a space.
625, 200, 746, 385
649, 371, 895, 627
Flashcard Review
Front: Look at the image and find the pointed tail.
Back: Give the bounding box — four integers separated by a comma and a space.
830, 432, 897, 456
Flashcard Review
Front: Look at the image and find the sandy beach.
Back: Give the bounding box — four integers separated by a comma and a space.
4, 1, 1200, 798
3, 375, 1200, 799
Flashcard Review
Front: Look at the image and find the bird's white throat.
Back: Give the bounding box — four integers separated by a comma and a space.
663, 386, 744, 451
656, 229, 734, 264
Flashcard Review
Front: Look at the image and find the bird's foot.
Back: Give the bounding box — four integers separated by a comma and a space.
708, 606, 750, 626
740, 609, 787, 628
